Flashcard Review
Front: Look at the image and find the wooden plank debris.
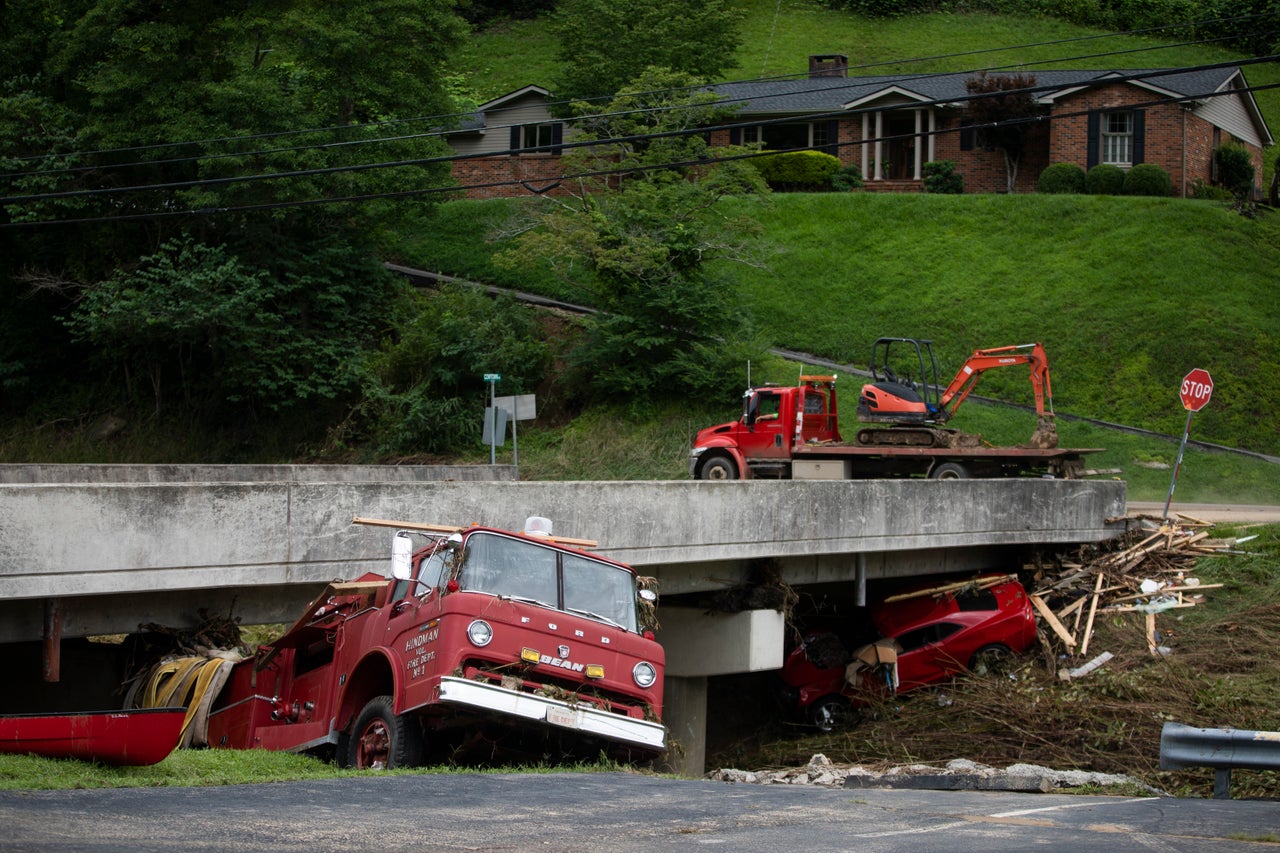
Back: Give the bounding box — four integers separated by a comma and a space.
1031, 515, 1241, 662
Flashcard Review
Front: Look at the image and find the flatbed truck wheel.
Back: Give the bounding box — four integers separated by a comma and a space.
699, 455, 738, 480
930, 462, 970, 480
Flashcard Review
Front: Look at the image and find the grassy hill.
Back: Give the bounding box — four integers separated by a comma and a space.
419, 1, 1280, 503
397, 191, 1280, 499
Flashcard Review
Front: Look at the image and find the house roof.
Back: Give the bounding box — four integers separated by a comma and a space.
449, 85, 554, 137
709, 67, 1272, 144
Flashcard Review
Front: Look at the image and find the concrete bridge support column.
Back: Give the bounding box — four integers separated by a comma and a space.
655, 607, 786, 776
659, 676, 707, 778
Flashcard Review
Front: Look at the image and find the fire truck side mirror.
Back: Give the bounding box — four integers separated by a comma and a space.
638, 589, 657, 602
391, 531, 413, 581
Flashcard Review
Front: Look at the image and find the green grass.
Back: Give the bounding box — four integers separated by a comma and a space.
0, 749, 635, 790
398, 192, 1280, 461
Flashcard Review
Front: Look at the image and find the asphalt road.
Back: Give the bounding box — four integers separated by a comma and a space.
3, 772, 1277, 852
1128, 502, 1280, 524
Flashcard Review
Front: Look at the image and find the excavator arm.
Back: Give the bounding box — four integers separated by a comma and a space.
937, 342, 1058, 449
938, 342, 1054, 418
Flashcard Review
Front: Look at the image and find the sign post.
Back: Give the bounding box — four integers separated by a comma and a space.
483, 374, 501, 464
494, 394, 537, 476
1163, 368, 1213, 521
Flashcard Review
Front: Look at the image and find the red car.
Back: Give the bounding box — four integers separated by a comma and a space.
779, 575, 1037, 730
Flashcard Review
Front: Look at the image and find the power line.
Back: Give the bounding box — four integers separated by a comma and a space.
5, 73, 1277, 230
2, 9, 1273, 181
3, 52, 1274, 211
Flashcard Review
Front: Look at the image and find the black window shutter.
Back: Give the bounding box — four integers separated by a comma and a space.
959, 121, 973, 151
1086, 112, 1099, 168
551, 122, 563, 155
510, 125, 522, 152
729, 127, 742, 146
1131, 110, 1145, 164
825, 119, 839, 156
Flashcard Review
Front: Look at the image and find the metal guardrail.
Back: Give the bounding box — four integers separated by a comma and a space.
1159, 721, 1280, 798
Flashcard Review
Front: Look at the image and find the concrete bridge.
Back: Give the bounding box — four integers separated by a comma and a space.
0, 464, 1127, 773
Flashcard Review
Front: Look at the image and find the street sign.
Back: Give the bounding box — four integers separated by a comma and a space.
1179, 368, 1213, 412
483, 373, 501, 382
494, 394, 537, 421
1164, 367, 1214, 520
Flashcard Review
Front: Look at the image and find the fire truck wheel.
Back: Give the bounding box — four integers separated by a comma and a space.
347, 695, 424, 770
699, 454, 737, 480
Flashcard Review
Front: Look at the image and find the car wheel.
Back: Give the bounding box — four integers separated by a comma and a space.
347, 695, 425, 770
809, 695, 856, 732
699, 454, 738, 481
931, 462, 970, 480
969, 644, 1014, 676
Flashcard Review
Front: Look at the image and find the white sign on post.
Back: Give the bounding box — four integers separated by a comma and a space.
492, 394, 537, 471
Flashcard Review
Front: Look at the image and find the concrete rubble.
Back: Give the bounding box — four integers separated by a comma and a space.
708, 754, 1159, 794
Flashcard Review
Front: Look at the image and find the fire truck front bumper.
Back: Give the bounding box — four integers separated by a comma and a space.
437, 676, 666, 752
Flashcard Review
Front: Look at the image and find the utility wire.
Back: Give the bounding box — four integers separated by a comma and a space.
2, 9, 1273, 179
5, 76, 1277, 230
3, 55, 1274, 208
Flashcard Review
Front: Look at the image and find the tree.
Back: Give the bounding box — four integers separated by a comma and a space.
2, 0, 469, 416
494, 69, 770, 402
964, 72, 1039, 193
549, 0, 744, 104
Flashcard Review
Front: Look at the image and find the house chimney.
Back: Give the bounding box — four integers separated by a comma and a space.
808, 54, 848, 78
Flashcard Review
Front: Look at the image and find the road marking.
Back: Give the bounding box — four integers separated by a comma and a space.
855, 797, 1156, 839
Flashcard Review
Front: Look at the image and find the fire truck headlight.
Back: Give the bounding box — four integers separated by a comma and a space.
632, 661, 657, 688
467, 619, 493, 647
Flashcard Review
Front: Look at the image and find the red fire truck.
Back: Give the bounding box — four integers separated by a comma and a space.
206, 517, 665, 769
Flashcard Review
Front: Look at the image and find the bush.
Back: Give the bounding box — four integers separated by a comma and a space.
752, 150, 842, 191
1038, 163, 1086, 194
1190, 179, 1233, 201
831, 163, 864, 191
1214, 144, 1256, 196
922, 160, 963, 194
1085, 163, 1125, 195
1123, 163, 1173, 197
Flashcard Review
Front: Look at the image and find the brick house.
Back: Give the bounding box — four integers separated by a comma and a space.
447, 56, 1271, 198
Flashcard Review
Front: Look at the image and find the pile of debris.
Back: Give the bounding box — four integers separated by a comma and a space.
1028, 512, 1248, 677
709, 754, 1153, 794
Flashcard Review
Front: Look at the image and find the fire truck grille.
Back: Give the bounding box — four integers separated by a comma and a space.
460, 660, 651, 721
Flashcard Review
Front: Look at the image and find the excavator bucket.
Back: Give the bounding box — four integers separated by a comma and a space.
1025, 415, 1059, 449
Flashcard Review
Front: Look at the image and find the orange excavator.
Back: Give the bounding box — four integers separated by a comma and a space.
855, 338, 1059, 450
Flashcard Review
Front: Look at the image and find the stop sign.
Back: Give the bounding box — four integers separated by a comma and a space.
1180, 368, 1213, 412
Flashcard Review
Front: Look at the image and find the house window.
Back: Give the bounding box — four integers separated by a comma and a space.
517, 122, 562, 153
743, 122, 822, 151
1100, 112, 1133, 166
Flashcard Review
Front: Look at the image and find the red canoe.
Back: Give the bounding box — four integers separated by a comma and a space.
0, 707, 188, 766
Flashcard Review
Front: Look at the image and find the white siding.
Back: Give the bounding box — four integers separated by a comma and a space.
1196, 88, 1266, 147
450, 96, 562, 156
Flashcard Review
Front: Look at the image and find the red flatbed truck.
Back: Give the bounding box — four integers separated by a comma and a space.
689, 374, 1099, 480
206, 517, 665, 769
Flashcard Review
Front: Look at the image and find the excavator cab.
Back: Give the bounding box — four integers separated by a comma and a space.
857, 338, 943, 425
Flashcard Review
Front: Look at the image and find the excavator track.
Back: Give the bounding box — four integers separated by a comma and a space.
855, 427, 983, 449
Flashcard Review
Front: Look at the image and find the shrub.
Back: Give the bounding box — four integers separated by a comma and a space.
1123, 163, 1172, 197
752, 150, 842, 191
1038, 163, 1085, 194
831, 163, 864, 191
1085, 163, 1125, 195
922, 160, 964, 194
1190, 179, 1233, 201
1214, 144, 1255, 196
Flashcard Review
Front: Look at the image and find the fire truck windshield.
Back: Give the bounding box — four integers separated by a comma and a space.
459, 532, 639, 632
